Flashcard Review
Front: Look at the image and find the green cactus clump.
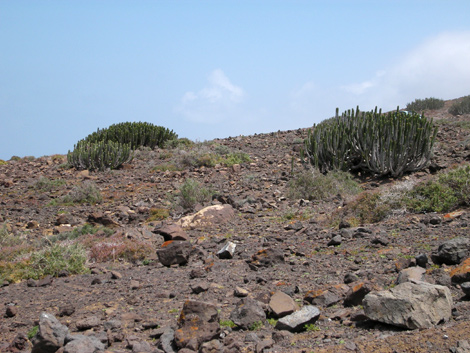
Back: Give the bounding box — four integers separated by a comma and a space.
83, 122, 177, 150
304, 107, 437, 177
448, 95, 470, 116
406, 97, 445, 112
67, 140, 133, 171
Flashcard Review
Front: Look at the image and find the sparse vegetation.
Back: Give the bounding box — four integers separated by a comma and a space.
405, 164, 470, 213
449, 95, 470, 116
406, 97, 445, 112
220, 319, 237, 328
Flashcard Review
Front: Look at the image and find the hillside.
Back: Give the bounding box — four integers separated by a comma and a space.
1, 97, 470, 353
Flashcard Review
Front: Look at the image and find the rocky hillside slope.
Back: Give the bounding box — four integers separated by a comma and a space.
1, 98, 470, 353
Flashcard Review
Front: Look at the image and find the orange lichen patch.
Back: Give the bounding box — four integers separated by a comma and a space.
450, 258, 470, 279
161, 240, 174, 248
304, 289, 326, 299
444, 210, 465, 219
351, 282, 365, 292
275, 281, 288, 286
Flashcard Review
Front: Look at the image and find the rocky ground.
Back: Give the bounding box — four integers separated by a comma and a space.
2, 99, 470, 353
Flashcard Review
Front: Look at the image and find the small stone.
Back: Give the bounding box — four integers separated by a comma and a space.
416, 253, 428, 268
191, 282, 209, 294
234, 286, 249, 297
217, 241, 236, 259
111, 271, 122, 279
328, 235, 342, 246
5, 305, 17, 318
461, 282, 470, 296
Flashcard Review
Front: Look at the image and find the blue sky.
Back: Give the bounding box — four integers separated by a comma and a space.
1, 1, 470, 159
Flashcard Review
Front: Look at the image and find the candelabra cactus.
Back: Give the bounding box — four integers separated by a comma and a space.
304, 107, 437, 177
67, 140, 133, 171
83, 122, 177, 149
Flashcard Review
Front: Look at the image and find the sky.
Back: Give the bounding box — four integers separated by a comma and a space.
1, 1, 470, 160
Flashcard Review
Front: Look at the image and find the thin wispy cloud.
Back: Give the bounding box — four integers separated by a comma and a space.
177, 69, 245, 124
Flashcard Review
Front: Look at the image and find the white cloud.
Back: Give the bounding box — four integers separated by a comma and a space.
176, 69, 245, 123
292, 31, 470, 124
343, 31, 470, 109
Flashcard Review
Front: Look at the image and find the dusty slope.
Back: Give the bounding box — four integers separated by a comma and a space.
1, 98, 470, 352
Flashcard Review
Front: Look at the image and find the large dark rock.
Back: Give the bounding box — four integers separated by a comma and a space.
157, 240, 193, 266
431, 237, 470, 265
230, 297, 266, 330
174, 300, 221, 351
31, 312, 69, 353
63, 334, 106, 353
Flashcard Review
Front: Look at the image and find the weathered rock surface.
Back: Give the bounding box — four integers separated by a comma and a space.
363, 280, 453, 329
177, 204, 235, 229
275, 305, 320, 332
269, 291, 299, 318
431, 237, 470, 265
174, 300, 221, 351
157, 240, 193, 266
230, 297, 266, 330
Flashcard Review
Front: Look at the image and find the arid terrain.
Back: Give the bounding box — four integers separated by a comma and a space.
2, 98, 470, 353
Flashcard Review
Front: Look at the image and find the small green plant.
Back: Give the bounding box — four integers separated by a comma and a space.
449, 95, 470, 116
220, 320, 237, 328
223, 152, 251, 167
147, 208, 170, 222
304, 323, 321, 332
27, 325, 39, 340
164, 137, 194, 149
406, 97, 445, 112
0, 159, 7, 165
177, 179, 213, 210
267, 318, 278, 326
248, 321, 263, 331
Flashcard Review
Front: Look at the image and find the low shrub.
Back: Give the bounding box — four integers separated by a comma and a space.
288, 169, 361, 201
177, 179, 213, 210
449, 95, 470, 116
60, 181, 103, 205
405, 164, 470, 213
88, 235, 153, 263
147, 208, 170, 222
406, 97, 445, 112
33, 176, 66, 191
0, 243, 89, 282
